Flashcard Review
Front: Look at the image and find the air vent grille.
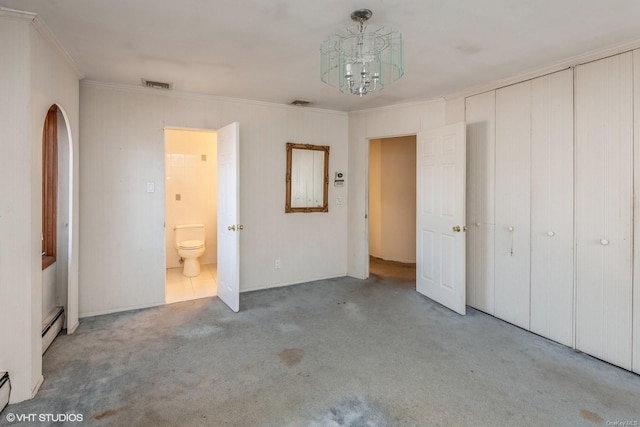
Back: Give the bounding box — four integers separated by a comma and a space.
290, 100, 312, 106
142, 79, 172, 90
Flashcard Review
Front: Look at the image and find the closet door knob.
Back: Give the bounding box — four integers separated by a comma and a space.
476, 222, 481, 227
600, 239, 609, 246
547, 231, 555, 237
508, 226, 514, 232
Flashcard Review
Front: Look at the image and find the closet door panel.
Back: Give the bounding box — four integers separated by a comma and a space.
495, 81, 531, 330
576, 52, 633, 369
633, 49, 640, 374
530, 69, 574, 347
465, 91, 496, 314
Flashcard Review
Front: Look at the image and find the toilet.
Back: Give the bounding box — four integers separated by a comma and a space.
175, 224, 206, 277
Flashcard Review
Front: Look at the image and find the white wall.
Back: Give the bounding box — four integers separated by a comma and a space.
446, 96, 466, 124
0, 10, 80, 403
42, 266, 56, 320
79, 82, 349, 316
348, 101, 446, 278
0, 12, 34, 404
368, 136, 417, 263
31, 19, 81, 389
165, 129, 217, 268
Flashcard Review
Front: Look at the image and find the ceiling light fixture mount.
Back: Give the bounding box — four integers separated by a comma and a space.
320, 9, 403, 96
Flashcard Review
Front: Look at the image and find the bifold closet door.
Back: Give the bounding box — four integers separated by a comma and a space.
529, 69, 574, 347
576, 52, 633, 370
495, 81, 531, 330
465, 91, 496, 315
633, 49, 640, 375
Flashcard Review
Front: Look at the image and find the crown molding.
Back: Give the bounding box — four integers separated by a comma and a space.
0, 7, 36, 21
32, 15, 84, 79
80, 80, 348, 116
445, 37, 640, 100
0, 7, 84, 79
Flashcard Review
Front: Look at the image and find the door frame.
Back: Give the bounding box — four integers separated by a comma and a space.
56, 105, 78, 334
364, 132, 417, 279
162, 125, 219, 301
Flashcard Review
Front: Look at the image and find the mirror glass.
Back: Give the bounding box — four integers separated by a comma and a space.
286, 143, 329, 213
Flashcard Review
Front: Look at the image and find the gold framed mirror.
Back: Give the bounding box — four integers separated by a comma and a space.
285, 142, 330, 213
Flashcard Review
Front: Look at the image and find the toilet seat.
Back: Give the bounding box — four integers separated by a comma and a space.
178, 239, 204, 250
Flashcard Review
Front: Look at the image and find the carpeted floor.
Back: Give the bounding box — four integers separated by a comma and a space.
1, 258, 639, 426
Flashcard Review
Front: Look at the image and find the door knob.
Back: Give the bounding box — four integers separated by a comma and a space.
547, 231, 555, 237
237, 224, 244, 230
228, 225, 236, 231
600, 239, 609, 246
452, 226, 461, 232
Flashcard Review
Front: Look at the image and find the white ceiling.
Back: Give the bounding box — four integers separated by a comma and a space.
3, 0, 640, 111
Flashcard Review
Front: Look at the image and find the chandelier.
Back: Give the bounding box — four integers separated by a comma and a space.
320, 9, 404, 96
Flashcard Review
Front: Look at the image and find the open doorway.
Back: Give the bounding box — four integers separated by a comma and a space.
41, 104, 75, 353
368, 136, 417, 280
164, 128, 218, 303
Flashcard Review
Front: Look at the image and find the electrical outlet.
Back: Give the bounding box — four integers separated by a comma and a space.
275, 258, 281, 269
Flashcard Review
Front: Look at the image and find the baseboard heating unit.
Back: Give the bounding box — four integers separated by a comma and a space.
42, 307, 65, 355
0, 372, 9, 413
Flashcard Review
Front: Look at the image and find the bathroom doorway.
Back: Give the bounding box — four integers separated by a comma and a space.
164, 128, 218, 303
368, 135, 417, 280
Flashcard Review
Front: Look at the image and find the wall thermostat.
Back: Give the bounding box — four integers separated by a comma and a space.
334, 172, 345, 187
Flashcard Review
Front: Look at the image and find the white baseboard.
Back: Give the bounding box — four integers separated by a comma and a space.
31, 375, 43, 399
42, 308, 65, 355
241, 274, 347, 293
66, 320, 79, 335
79, 301, 164, 319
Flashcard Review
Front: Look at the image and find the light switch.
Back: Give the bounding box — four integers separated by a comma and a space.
146, 182, 155, 193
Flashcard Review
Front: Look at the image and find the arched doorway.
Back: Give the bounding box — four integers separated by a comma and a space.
41, 104, 77, 353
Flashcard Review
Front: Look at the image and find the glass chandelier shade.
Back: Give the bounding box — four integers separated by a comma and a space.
320, 9, 404, 96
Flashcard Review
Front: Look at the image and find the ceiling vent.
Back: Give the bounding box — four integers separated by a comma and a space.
290, 100, 312, 106
142, 79, 172, 90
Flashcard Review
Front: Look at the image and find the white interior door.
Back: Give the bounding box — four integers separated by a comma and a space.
416, 122, 466, 315
217, 122, 240, 312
